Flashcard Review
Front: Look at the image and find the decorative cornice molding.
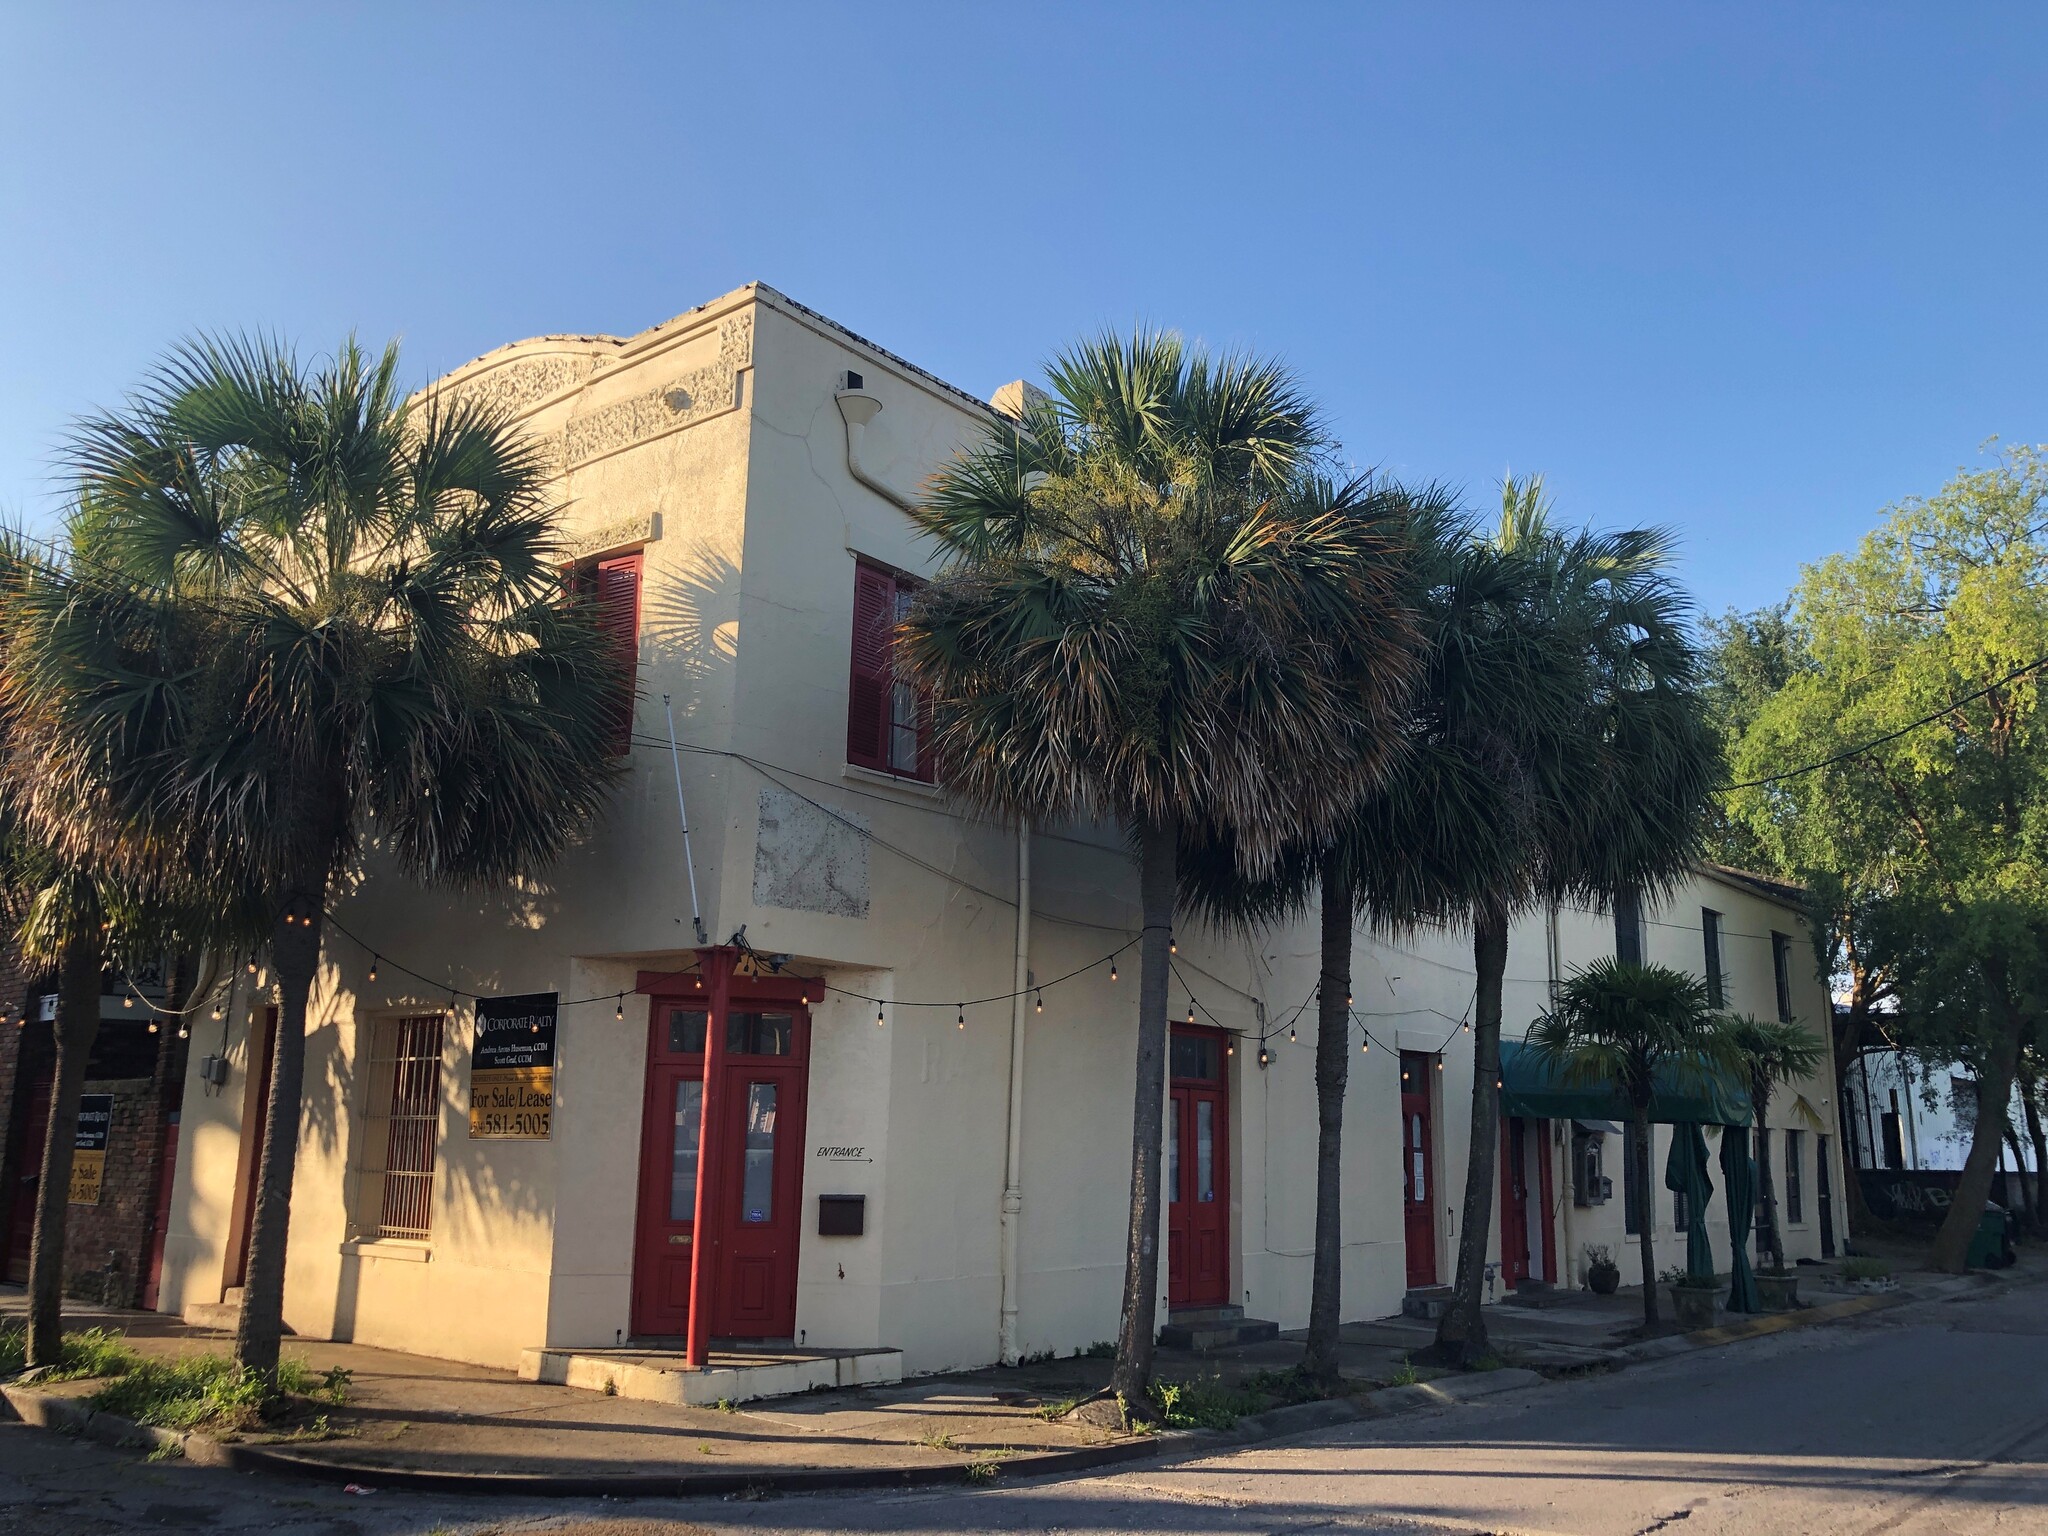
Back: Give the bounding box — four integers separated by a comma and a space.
561, 315, 754, 472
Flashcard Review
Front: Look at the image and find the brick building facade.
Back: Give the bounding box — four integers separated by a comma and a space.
0, 947, 187, 1309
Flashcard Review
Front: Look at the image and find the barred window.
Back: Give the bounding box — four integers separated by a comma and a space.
358, 1014, 445, 1241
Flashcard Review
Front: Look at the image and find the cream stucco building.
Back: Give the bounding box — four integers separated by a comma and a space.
155, 285, 1850, 1395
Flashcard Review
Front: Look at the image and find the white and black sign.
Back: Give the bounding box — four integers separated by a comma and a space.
469, 992, 557, 1139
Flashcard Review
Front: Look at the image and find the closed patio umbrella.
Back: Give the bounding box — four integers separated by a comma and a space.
1720, 1124, 1761, 1313
1664, 1121, 1716, 1281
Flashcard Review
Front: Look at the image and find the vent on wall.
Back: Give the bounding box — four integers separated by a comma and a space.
838, 369, 865, 391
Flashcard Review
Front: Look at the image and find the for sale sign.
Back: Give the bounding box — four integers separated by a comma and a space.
468, 993, 556, 1140
68, 1094, 112, 1205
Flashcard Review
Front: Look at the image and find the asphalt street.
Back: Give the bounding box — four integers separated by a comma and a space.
2, 1274, 2043, 1536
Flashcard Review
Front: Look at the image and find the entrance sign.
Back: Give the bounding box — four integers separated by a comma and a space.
469, 993, 557, 1139
68, 1094, 113, 1205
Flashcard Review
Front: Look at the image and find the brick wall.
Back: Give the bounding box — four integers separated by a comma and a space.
0, 946, 187, 1309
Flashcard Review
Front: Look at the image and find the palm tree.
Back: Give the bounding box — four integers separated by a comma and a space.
0, 336, 622, 1382
1526, 960, 1736, 1330
1180, 491, 1585, 1377
897, 332, 1422, 1405
1724, 1014, 1826, 1270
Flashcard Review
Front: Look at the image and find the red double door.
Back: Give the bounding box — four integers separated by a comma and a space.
1498, 1114, 1557, 1288
1400, 1051, 1437, 1288
1167, 1026, 1230, 1309
631, 986, 811, 1341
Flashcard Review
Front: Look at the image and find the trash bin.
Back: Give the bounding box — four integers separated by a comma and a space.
1965, 1202, 2015, 1269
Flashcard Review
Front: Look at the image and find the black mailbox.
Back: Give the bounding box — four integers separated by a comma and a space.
818, 1194, 865, 1236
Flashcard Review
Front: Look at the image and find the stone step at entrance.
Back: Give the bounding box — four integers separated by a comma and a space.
1158, 1304, 1280, 1351
520, 1344, 904, 1407
1402, 1285, 1457, 1320
182, 1286, 244, 1333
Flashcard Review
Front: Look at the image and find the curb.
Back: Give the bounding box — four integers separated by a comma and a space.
0, 1278, 1997, 1499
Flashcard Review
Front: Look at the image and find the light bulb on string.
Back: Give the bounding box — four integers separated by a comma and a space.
1034, 991, 1043, 1015
1109, 961, 1118, 982
147, 1020, 158, 1034
957, 1004, 965, 1030
368, 957, 379, 982
876, 1005, 886, 1027
1168, 932, 1176, 955
1462, 1020, 1470, 1032
1258, 1046, 1270, 1068
1225, 1039, 1234, 1056
1288, 1025, 1297, 1043
246, 956, 258, 975
615, 995, 625, 1020
1347, 993, 1353, 1007
1186, 1004, 1196, 1024
1436, 1059, 1444, 1071
123, 995, 133, 1009
177, 1025, 189, 1040
210, 1006, 222, 1021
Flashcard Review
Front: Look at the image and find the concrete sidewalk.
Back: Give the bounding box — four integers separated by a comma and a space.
0, 1251, 2008, 1496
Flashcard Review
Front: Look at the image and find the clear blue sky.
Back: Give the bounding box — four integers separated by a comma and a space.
3, 4, 2042, 617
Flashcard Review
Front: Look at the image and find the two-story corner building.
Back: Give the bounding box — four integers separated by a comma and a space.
152, 284, 1850, 1396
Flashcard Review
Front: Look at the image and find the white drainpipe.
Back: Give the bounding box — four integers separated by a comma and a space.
1000, 821, 1032, 1364
835, 389, 918, 513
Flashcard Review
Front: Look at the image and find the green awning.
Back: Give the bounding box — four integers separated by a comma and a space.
1499, 1037, 1752, 1126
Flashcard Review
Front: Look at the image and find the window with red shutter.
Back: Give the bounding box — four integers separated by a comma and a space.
847, 560, 932, 781
594, 553, 643, 757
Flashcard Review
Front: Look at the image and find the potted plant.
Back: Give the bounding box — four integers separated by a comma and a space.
1661, 1265, 1720, 1330
1755, 1264, 1801, 1311
1585, 1244, 1621, 1296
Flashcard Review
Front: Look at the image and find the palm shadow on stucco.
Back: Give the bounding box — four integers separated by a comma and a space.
311, 543, 743, 1343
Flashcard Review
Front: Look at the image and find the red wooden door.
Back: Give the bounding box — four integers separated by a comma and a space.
1167, 1027, 1229, 1309
631, 1001, 710, 1338
1499, 1114, 1533, 1288
2, 1070, 54, 1284
141, 1112, 181, 1311
631, 996, 811, 1341
1400, 1051, 1437, 1288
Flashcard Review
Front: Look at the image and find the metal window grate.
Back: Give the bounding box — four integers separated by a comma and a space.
367, 1014, 444, 1240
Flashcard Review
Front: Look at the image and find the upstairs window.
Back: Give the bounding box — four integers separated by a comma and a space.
1772, 931, 1795, 1022
846, 560, 932, 781
1614, 889, 1643, 966
592, 552, 643, 756
1702, 908, 1725, 1009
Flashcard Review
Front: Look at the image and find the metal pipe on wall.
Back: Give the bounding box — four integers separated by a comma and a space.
999, 820, 1031, 1365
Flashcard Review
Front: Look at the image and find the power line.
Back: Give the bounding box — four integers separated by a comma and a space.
1719, 653, 2048, 791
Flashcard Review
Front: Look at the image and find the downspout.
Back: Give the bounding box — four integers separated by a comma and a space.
999, 820, 1031, 1364
835, 389, 919, 514
1547, 903, 1576, 1284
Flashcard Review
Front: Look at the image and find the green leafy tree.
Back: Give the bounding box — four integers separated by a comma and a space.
1527, 961, 1737, 1329
1724, 1015, 1827, 1269
1725, 443, 2048, 1271
0, 337, 623, 1381
897, 332, 1422, 1404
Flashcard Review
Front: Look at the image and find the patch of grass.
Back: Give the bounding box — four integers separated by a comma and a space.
86, 1349, 347, 1433
1468, 1354, 1505, 1373
1151, 1375, 1262, 1431
0, 1325, 143, 1382
1014, 1348, 1057, 1367
1841, 1256, 1893, 1282
1073, 1340, 1115, 1359
144, 1440, 184, 1463
965, 1451, 1014, 1482
1241, 1366, 1335, 1405
1034, 1395, 1081, 1421
917, 1428, 959, 1452
715, 1397, 737, 1414
1386, 1355, 1421, 1388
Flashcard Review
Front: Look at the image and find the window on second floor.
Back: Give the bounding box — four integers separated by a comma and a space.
846, 559, 932, 782
570, 551, 643, 757
1702, 908, 1725, 1009
1772, 931, 1795, 1022
1614, 888, 1643, 966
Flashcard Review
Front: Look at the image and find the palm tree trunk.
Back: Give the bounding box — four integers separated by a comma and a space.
1301, 857, 1352, 1386
1753, 1087, 1782, 1270
234, 897, 325, 1382
26, 933, 104, 1368
1632, 1103, 1660, 1329
1108, 816, 1176, 1409
1436, 904, 1506, 1365
1930, 999, 2024, 1274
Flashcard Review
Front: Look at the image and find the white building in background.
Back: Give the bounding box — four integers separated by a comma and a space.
152, 284, 1849, 1396
1846, 1047, 2038, 1174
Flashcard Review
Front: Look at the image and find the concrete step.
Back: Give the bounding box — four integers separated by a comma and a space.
183, 1287, 246, 1332
1166, 1305, 1244, 1325
1158, 1314, 1280, 1351
1402, 1285, 1456, 1320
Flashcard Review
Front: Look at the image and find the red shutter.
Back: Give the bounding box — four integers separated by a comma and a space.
847, 563, 894, 769
596, 553, 643, 756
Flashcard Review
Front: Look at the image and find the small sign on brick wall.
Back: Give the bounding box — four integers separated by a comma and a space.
68, 1094, 112, 1205
469, 993, 557, 1140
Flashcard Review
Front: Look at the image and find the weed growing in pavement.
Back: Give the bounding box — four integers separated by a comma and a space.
1073, 1340, 1115, 1359
1841, 1256, 1893, 1281
87, 1349, 349, 1433
715, 1397, 737, 1414
0, 1325, 142, 1382
1034, 1395, 1081, 1421
1387, 1356, 1421, 1388
917, 1429, 959, 1451
1014, 1348, 1056, 1367
1151, 1376, 1263, 1431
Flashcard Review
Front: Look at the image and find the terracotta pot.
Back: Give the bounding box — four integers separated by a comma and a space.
1588, 1263, 1621, 1296
1756, 1271, 1800, 1311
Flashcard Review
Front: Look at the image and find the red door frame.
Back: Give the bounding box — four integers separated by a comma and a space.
2, 1067, 54, 1285
1500, 1114, 1533, 1287
1167, 1025, 1230, 1310
632, 951, 812, 1362
1400, 1052, 1438, 1288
